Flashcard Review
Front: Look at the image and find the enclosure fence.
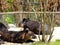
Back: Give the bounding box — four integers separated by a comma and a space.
0, 11, 60, 14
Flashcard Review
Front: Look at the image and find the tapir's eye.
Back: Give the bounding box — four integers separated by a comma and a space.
25, 30, 28, 33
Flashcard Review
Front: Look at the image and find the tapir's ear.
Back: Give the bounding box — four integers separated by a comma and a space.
23, 18, 26, 22
27, 18, 29, 20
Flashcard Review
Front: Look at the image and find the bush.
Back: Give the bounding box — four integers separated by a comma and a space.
5, 15, 15, 24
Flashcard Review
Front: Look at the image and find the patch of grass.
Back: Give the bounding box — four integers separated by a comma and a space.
33, 40, 60, 45
33, 42, 46, 45
52, 40, 60, 45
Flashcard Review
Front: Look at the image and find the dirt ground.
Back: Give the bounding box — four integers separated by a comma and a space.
1, 42, 33, 45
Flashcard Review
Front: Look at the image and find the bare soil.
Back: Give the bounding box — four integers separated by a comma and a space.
1, 42, 33, 45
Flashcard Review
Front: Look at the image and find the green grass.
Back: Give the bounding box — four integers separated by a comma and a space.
33, 40, 60, 45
